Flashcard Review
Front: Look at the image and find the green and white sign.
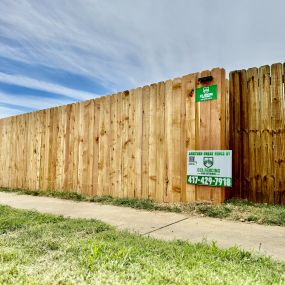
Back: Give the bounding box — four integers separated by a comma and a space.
195, 84, 217, 102
187, 150, 232, 187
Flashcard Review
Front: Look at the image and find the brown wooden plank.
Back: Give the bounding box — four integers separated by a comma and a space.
80, 101, 88, 195
184, 73, 198, 202
247, 67, 261, 202
239, 70, 250, 200
109, 94, 117, 198
103, 96, 111, 196
134, 87, 143, 199
210, 68, 226, 204
156, 82, 166, 203
172, 78, 182, 202
72, 103, 80, 192
180, 76, 187, 203
35, 112, 42, 190
92, 98, 101, 197
142, 86, 150, 199
115, 93, 123, 198
196, 70, 212, 202
128, 89, 136, 198
77, 103, 84, 194
55, 106, 65, 192
164, 80, 173, 203
259, 65, 274, 203
82, 100, 94, 196
122, 91, 130, 198
98, 97, 106, 197
63, 104, 72, 192
271, 63, 285, 204
42, 109, 50, 191
148, 84, 157, 200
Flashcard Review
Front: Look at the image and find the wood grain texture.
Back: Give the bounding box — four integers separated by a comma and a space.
271, 63, 285, 204
0, 69, 230, 204
172, 78, 182, 202
196, 70, 212, 202
229, 63, 285, 205
247, 68, 261, 202
134, 88, 143, 199
156, 82, 166, 203
183, 73, 197, 202
142, 86, 150, 199
259, 65, 274, 203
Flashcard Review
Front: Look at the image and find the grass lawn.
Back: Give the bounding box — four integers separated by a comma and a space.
1, 187, 285, 226
0, 205, 284, 284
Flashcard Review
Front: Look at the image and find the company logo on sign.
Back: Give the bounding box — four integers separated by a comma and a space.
203, 157, 214, 168
203, 86, 210, 94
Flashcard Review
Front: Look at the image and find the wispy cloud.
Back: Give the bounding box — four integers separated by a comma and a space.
0, 91, 74, 111
0, 0, 285, 118
0, 105, 23, 119
0, 72, 99, 101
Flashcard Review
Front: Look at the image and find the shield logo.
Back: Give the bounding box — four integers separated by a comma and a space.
203, 86, 210, 94
203, 157, 214, 168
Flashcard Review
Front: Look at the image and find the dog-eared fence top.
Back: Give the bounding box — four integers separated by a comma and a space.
0, 63, 284, 205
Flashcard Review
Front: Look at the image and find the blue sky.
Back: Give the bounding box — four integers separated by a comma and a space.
1, 0, 285, 118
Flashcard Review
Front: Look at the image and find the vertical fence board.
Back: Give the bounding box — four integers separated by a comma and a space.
134, 88, 143, 199
128, 90, 136, 198
259, 65, 274, 203
164, 80, 173, 203
247, 68, 261, 201
77, 102, 85, 194
172, 78, 182, 202
122, 91, 130, 197
156, 82, 166, 203
148, 84, 157, 200
180, 77, 187, 203
182, 73, 197, 202
271, 63, 285, 204
63, 104, 72, 192
142, 86, 150, 199
211, 68, 226, 203
229, 71, 241, 198
92, 99, 100, 197
240, 70, 250, 200
115, 93, 123, 198
109, 95, 117, 198
196, 70, 212, 202
98, 97, 107, 196
104, 96, 111, 196
184, 73, 197, 202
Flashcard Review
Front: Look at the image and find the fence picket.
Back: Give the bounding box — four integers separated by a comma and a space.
0, 68, 236, 204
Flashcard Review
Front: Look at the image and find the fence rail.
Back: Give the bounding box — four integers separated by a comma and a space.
0, 68, 227, 204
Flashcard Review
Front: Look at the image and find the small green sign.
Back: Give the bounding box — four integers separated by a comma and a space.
195, 84, 217, 102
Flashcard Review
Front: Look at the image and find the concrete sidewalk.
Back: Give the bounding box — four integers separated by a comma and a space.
0, 191, 284, 261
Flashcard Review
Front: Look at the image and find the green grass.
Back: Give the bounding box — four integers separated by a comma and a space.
190, 199, 285, 226
0, 205, 284, 285
1, 187, 285, 226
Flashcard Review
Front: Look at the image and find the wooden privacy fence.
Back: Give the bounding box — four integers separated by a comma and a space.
229, 63, 285, 204
0, 68, 227, 204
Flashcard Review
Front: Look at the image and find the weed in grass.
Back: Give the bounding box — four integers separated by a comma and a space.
0, 205, 284, 284
1, 187, 285, 226
196, 204, 232, 218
